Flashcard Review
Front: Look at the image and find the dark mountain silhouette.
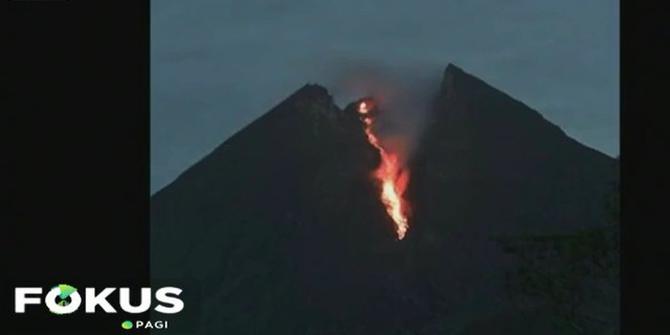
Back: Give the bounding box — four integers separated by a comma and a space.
404, 64, 618, 333
151, 64, 618, 334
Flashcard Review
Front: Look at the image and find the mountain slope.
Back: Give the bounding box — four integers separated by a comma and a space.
410, 64, 616, 237
404, 64, 618, 332
151, 84, 429, 334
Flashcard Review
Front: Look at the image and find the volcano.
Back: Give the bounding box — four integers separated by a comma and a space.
151, 64, 618, 334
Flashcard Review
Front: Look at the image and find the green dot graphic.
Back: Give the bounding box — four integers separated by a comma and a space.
121, 320, 133, 330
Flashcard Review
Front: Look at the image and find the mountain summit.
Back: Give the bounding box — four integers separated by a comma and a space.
151, 64, 618, 334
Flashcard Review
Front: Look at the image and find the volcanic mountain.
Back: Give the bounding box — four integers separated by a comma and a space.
151, 64, 618, 334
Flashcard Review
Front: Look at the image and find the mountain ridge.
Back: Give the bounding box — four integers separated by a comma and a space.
157, 63, 613, 199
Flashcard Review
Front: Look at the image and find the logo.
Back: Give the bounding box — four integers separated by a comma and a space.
14, 284, 184, 314
13, 283, 185, 331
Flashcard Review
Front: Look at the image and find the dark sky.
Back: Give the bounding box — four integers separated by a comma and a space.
151, 0, 619, 193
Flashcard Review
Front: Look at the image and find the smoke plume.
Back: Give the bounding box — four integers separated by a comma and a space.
323, 59, 442, 164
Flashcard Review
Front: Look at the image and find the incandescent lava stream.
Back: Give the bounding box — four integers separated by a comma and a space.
357, 100, 410, 240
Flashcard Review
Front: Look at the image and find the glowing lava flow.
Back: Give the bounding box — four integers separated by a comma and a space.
358, 101, 410, 240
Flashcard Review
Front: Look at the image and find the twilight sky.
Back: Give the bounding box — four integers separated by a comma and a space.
151, 0, 619, 193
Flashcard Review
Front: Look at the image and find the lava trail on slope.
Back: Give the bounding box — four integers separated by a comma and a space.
356, 99, 411, 240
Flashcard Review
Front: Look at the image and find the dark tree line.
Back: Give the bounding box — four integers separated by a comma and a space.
499, 177, 619, 334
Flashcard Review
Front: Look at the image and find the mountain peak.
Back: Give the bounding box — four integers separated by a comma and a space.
436, 63, 572, 139
440, 63, 494, 97
444, 62, 465, 75
441, 63, 465, 91
287, 83, 333, 106
273, 83, 339, 118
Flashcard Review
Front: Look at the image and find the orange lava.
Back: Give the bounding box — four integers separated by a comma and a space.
358, 101, 410, 240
